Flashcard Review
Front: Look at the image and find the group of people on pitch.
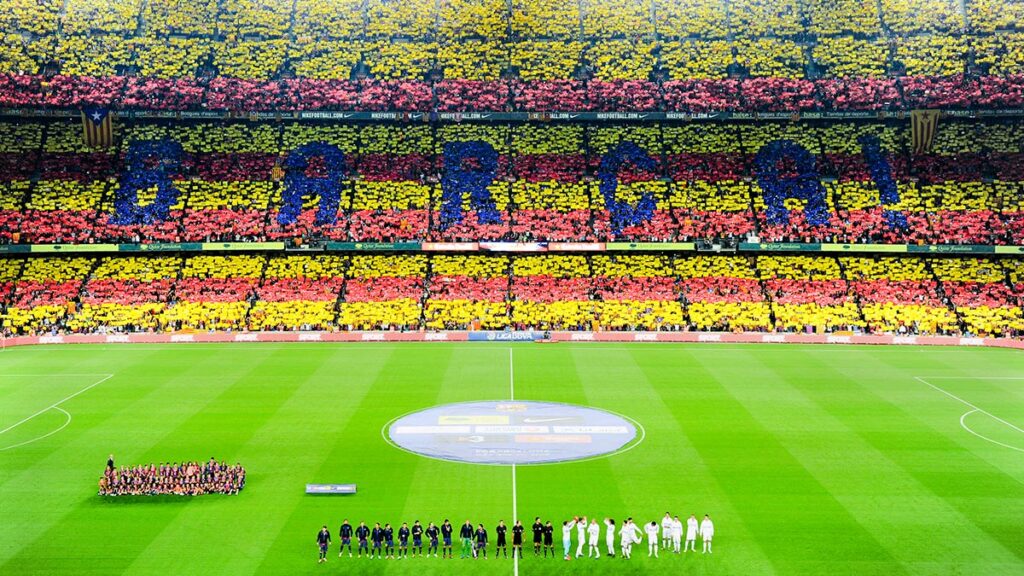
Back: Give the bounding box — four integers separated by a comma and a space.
316, 513, 714, 563
98, 455, 246, 496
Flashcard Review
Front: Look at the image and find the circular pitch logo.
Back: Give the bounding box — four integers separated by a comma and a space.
385, 401, 641, 465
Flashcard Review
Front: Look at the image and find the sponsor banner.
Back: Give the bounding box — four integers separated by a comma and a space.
821, 243, 907, 253
547, 242, 606, 251
305, 484, 357, 494
199, 242, 284, 251
468, 331, 544, 342
479, 242, 548, 252
994, 246, 1024, 254
326, 242, 421, 251
121, 243, 204, 252
421, 242, 479, 251
6, 108, 1024, 123
606, 242, 695, 251
740, 242, 821, 252
388, 400, 634, 464
907, 244, 995, 254
4, 331, 1024, 351
0, 245, 30, 253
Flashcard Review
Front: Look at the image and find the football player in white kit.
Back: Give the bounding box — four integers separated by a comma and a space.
671, 515, 683, 553
604, 518, 616, 557
700, 514, 715, 554
660, 512, 673, 549
686, 514, 699, 552
587, 518, 600, 558
575, 516, 587, 558
619, 518, 641, 559
644, 521, 660, 558
562, 519, 576, 560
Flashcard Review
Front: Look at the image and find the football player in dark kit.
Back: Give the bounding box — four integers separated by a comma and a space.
532, 517, 544, 556
441, 519, 454, 558
512, 519, 525, 559
355, 521, 370, 557
543, 520, 555, 557
384, 523, 395, 559
459, 520, 475, 558
338, 519, 353, 557
495, 520, 508, 558
426, 522, 441, 557
398, 522, 410, 558
411, 520, 424, 557
474, 524, 488, 558
316, 525, 331, 563
370, 523, 384, 558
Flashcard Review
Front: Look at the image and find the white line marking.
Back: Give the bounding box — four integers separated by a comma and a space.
0, 407, 71, 451
509, 347, 518, 576
918, 376, 1024, 380
512, 462, 518, 576
959, 409, 1024, 454
509, 347, 515, 402
914, 376, 1024, 437
0, 373, 113, 435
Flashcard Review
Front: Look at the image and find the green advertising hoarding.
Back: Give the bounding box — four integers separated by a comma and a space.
326, 242, 422, 251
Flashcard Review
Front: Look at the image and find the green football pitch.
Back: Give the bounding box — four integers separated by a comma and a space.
2, 342, 1023, 576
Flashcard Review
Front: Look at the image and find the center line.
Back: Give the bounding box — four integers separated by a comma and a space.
509, 347, 518, 576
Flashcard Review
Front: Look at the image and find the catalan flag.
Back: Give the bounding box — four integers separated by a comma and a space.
81, 107, 114, 148
910, 109, 941, 155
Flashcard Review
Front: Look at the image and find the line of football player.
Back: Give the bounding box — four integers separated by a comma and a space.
316, 513, 714, 562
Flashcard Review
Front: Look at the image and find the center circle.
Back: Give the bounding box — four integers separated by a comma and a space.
385, 400, 641, 465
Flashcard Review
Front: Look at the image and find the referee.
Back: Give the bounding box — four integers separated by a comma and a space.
532, 517, 544, 556
495, 520, 507, 558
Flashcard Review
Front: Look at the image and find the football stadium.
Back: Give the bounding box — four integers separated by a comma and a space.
2, 0, 1024, 574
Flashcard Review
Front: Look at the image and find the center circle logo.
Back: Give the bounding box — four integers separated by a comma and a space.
385, 400, 641, 465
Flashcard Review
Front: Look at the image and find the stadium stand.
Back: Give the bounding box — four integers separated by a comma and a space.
0, 0, 1023, 343
1, 118, 1024, 245
2, 253, 1022, 338
0, 0, 1023, 111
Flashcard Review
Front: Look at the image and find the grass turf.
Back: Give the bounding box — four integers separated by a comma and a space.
1, 342, 1023, 576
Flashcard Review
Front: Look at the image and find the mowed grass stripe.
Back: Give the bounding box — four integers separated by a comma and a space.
250, 346, 402, 574
798, 348, 1024, 570
515, 345, 648, 574
2, 343, 1023, 576
123, 346, 352, 574
24, 347, 300, 574
745, 348, 1023, 574
517, 347, 633, 570
385, 346, 514, 575
569, 347, 779, 575
0, 347, 238, 573
671, 348, 909, 575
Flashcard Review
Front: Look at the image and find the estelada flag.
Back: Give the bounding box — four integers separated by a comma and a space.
910, 109, 940, 155
81, 107, 114, 148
